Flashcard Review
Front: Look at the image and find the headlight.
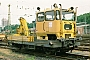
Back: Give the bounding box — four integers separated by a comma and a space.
64, 24, 72, 30
49, 41, 53, 46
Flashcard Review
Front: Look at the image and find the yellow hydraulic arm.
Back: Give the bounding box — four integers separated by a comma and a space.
17, 17, 29, 36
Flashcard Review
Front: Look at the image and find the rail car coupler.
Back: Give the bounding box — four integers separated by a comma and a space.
59, 38, 65, 42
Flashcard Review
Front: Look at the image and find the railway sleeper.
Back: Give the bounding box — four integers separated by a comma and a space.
74, 47, 90, 51
80, 43, 90, 46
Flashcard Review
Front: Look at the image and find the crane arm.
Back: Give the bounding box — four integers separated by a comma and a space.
17, 17, 29, 36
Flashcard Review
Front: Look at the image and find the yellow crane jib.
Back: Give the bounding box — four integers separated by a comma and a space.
17, 17, 29, 36
7, 17, 34, 42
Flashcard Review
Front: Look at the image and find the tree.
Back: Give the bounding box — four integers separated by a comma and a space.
3, 21, 36, 34
77, 12, 90, 24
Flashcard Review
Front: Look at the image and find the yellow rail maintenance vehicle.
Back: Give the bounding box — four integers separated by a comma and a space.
36, 3, 77, 40
7, 3, 80, 53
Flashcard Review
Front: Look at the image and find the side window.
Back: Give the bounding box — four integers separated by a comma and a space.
56, 10, 60, 20
37, 12, 44, 22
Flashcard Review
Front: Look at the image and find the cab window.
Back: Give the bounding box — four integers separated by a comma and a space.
56, 10, 60, 20
45, 10, 55, 21
62, 12, 74, 21
37, 12, 44, 22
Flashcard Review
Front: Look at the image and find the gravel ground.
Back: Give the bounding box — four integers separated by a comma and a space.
0, 47, 35, 60
1, 47, 88, 60
0, 47, 63, 60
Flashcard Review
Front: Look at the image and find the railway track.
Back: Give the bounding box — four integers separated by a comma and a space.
12, 48, 90, 60
0, 36, 90, 60
0, 42, 90, 60
75, 36, 90, 52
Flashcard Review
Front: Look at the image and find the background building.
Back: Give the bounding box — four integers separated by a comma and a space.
0, 26, 2, 32
76, 22, 90, 35
1, 18, 8, 29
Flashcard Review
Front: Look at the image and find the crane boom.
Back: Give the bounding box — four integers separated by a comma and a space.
17, 17, 29, 36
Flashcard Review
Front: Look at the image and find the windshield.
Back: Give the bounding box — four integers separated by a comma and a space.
37, 12, 44, 22
62, 12, 75, 21
45, 10, 55, 20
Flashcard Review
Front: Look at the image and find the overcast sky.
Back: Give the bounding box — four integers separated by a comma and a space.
0, 0, 90, 25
